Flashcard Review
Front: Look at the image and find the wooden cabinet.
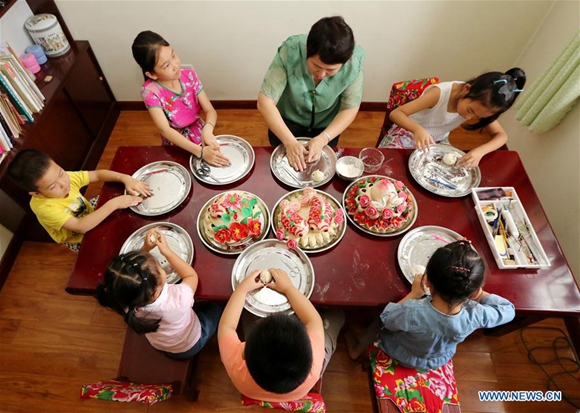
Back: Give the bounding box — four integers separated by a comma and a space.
0, 41, 119, 241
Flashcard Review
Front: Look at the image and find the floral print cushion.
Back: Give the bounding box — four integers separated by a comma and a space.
241, 393, 326, 412
80, 380, 172, 405
387, 78, 440, 112
369, 345, 460, 413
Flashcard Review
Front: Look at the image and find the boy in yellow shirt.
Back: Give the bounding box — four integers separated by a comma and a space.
8, 149, 150, 251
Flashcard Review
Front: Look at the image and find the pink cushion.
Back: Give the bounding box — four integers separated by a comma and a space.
80, 380, 172, 405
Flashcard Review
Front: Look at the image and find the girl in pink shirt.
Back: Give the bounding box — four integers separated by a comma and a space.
132, 31, 230, 167
97, 228, 222, 359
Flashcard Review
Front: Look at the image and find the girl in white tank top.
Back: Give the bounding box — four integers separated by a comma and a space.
379, 68, 525, 168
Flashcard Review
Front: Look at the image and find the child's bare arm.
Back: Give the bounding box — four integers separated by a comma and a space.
62, 195, 141, 234
218, 270, 263, 340
389, 88, 440, 150
143, 229, 198, 291
88, 170, 151, 197
268, 269, 324, 337
458, 121, 508, 168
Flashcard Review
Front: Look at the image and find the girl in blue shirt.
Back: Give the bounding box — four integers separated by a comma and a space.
347, 240, 515, 369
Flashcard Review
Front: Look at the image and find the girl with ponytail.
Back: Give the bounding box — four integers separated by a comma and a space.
379, 68, 526, 168
96, 228, 223, 359
346, 241, 515, 370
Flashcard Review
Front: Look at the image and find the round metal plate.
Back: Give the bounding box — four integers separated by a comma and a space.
119, 222, 194, 284
231, 239, 315, 317
270, 138, 337, 188
127, 161, 192, 216
197, 191, 270, 255
397, 226, 464, 285
342, 175, 418, 237
189, 135, 255, 185
271, 189, 347, 253
408, 144, 481, 197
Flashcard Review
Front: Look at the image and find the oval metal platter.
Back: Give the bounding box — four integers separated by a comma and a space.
189, 135, 255, 185
127, 161, 192, 216
270, 138, 337, 188
197, 191, 270, 255
119, 222, 194, 284
231, 239, 315, 317
271, 188, 347, 253
408, 144, 481, 197
342, 175, 418, 237
397, 225, 464, 285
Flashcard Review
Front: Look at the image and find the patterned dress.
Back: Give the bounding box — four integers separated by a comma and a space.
141, 68, 205, 145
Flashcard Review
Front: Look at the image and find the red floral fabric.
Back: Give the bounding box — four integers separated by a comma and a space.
369, 345, 460, 413
80, 380, 172, 405
241, 393, 326, 412
387, 78, 440, 112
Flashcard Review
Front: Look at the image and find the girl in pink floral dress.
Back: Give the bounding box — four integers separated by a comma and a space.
132, 31, 230, 167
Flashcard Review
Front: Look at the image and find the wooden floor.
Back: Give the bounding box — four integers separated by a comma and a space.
1, 110, 578, 413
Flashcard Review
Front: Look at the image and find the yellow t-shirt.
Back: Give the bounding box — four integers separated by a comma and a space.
30, 171, 93, 244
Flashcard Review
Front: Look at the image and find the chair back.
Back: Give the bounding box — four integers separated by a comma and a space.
376, 77, 439, 146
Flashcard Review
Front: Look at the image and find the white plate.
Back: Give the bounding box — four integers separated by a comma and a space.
128, 161, 191, 216
119, 222, 194, 284
231, 240, 315, 317
190, 135, 255, 185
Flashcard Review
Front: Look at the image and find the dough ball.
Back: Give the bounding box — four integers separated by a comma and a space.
149, 233, 158, 243
411, 264, 426, 275
311, 170, 325, 182
442, 153, 458, 166
259, 269, 273, 284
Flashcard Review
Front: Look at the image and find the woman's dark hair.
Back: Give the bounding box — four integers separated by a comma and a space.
462, 67, 526, 130
7, 149, 53, 192
426, 240, 485, 307
131, 30, 170, 80
96, 251, 161, 334
306, 16, 355, 65
245, 314, 313, 394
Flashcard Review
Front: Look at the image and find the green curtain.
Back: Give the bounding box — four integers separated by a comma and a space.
515, 30, 580, 133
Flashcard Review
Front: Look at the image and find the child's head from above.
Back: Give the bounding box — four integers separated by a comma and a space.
132, 30, 180, 82
244, 313, 313, 394
306, 16, 354, 80
8, 149, 70, 199
426, 240, 485, 307
96, 251, 164, 333
459, 67, 526, 130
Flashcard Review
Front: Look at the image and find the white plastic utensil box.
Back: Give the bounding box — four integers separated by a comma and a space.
471, 187, 550, 269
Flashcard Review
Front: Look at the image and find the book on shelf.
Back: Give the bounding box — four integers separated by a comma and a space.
0, 72, 34, 123
0, 61, 41, 113
1, 93, 25, 126
0, 42, 45, 104
0, 96, 20, 139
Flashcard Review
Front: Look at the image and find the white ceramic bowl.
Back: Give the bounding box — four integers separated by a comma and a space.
335, 156, 364, 181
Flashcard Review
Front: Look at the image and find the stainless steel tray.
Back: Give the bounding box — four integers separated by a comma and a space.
231, 239, 315, 317
397, 225, 463, 285
189, 135, 255, 185
119, 222, 194, 284
127, 161, 192, 216
197, 191, 270, 255
271, 188, 347, 253
342, 175, 418, 237
408, 144, 481, 197
270, 138, 337, 188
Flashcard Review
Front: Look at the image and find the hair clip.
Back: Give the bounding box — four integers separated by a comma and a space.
142, 277, 148, 281
494, 79, 508, 85
133, 262, 139, 268
451, 265, 471, 273
119, 256, 124, 262
513, 89, 524, 93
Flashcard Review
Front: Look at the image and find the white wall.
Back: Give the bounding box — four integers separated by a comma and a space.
500, 0, 579, 281
52, 1, 554, 102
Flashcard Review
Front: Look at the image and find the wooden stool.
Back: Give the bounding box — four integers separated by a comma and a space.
116, 327, 199, 401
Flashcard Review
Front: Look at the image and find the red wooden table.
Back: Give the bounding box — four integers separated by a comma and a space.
68, 146, 580, 324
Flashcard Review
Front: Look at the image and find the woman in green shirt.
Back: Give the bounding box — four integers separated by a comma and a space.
258, 16, 365, 171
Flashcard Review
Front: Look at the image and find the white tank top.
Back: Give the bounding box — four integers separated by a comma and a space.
409, 82, 466, 141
